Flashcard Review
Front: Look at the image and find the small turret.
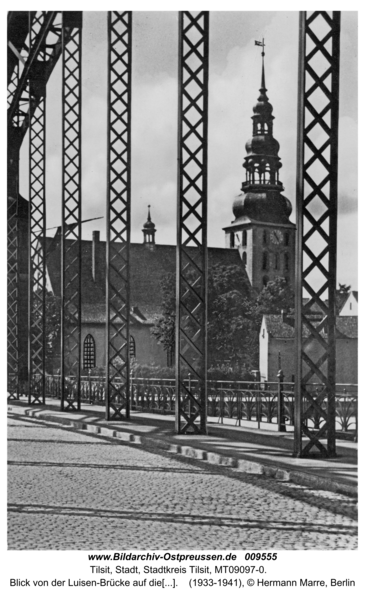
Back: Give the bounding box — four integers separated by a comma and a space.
142, 205, 156, 248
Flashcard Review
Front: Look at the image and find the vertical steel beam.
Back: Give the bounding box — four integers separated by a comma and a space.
105, 11, 132, 421
175, 11, 209, 434
7, 139, 20, 401
294, 11, 341, 457
61, 12, 83, 411
7, 14, 26, 401
28, 12, 47, 405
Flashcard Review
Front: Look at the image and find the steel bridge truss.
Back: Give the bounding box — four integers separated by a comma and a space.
105, 11, 132, 420
28, 12, 48, 404
8, 11, 63, 401
61, 12, 83, 411
295, 11, 341, 457
8, 11, 345, 459
176, 11, 209, 434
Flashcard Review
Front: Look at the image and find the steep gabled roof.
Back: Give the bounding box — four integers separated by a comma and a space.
45, 236, 247, 323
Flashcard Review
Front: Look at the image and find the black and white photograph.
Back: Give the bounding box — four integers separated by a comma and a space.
5, 2, 361, 594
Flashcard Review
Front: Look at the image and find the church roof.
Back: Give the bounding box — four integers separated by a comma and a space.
45, 235, 246, 323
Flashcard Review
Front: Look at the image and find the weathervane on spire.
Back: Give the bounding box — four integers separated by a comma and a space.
255, 38, 266, 91
255, 38, 265, 57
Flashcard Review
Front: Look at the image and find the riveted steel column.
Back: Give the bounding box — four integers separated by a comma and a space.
176, 11, 209, 434
7, 140, 20, 401
61, 12, 83, 411
7, 13, 25, 401
294, 11, 341, 457
28, 12, 47, 405
105, 11, 132, 420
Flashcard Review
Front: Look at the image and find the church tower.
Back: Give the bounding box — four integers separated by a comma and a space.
223, 41, 295, 292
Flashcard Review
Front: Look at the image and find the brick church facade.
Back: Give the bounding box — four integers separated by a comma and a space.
45, 225, 246, 371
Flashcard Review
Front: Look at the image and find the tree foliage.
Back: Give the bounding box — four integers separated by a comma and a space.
207, 264, 258, 371
255, 276, 294, 315
338, 283, 351, 294
152, 266, 295, 375
152, 269, 295, 375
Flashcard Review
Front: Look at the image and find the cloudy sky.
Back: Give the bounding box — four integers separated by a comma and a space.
19, 11, 358, 288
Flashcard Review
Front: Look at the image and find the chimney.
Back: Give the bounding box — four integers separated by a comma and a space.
92, 231, 100, 282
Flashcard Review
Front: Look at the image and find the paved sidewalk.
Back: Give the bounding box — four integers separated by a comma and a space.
8, 397, 358, 497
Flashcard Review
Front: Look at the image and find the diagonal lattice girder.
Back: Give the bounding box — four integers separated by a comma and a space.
294, 11, 341, 458
105, 11, 132, 421
61, 12, 83, 411
176, 11, 209, 434
8, 12, 64, 401
7, 184, 19, 401
28, 11, 47, 405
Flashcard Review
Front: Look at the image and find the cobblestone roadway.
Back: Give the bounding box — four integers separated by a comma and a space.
8, 414, 358, 550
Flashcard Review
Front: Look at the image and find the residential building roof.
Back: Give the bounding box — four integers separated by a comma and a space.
262, 314, 358, 339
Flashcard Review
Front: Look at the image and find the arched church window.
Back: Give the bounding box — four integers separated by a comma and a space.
262, 251, 268, 271
284, 253, 290, 272
130, 335, 136, 358
263, 230, 267, 245
83, 334, 96, 370
242, 252, 247, 266
285, 232, 290, 246
274, 253, 280, 270
230, 232, 235, 248
242, 230, 247, 246
262, 275, 269, 286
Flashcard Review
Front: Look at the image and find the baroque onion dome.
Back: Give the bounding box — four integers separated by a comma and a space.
232, 47, 292, 224
143, 205, 155, 230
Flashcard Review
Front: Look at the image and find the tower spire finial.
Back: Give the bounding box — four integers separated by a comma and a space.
255, 38, 266, 90
147, 204, 151, 222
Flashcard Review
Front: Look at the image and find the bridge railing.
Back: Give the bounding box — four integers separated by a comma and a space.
43, 374, 357, 436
